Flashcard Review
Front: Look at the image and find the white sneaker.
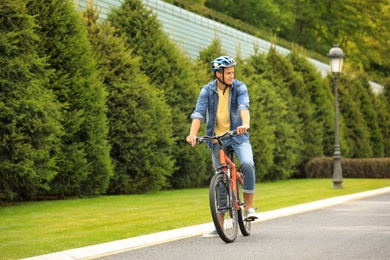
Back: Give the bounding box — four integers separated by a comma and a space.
245, 208, 258, 221
202, 229, 219, 238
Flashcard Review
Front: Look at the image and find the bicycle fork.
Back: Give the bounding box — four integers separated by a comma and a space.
215, 171, 241, 218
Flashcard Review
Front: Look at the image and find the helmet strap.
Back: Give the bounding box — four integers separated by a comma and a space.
216, 69, 231, 95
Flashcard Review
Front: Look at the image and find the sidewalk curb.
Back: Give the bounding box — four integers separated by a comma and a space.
23, 186, 390, 260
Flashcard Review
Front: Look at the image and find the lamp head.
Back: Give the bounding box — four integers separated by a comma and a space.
328, 44, 345, 74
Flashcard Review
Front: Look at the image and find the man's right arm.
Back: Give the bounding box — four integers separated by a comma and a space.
187, 118, 201, 147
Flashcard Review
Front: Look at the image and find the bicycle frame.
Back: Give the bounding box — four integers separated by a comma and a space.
216, 140, 243, 212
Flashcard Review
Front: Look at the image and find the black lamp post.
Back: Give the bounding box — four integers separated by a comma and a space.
328, 44, 345, 189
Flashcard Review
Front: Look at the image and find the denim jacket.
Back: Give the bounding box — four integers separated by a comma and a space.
190, 79, 250, 148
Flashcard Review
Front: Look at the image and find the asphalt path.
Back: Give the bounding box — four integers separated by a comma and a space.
95, 192, 390, 260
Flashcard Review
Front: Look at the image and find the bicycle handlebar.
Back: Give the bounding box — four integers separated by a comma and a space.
196, 130, 238, 144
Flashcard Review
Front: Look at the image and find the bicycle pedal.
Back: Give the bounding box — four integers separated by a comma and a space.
245, 216, 258, 222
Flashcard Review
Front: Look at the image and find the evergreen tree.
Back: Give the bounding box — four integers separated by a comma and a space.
107, 0, 207, 188
374, 93, 390, 157
198, 38, 226, 83
382, 79, 390, 156
262, 48, 303, 179
0, 0, 62, 201
82, 1, 175, 193
205, 0, 283, 33
337, 75, 372, 158
288, 52, 336, 157
26, 0, 112, 197
243, 50, 296, 180
384, 80, 390, 105
241, 59, 276, 180
203, 0, 390, 80
354, 73, 384, 157
277, 51, 324, 174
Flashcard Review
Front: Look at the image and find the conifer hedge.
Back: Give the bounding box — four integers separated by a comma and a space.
0, 0, 62, 201
82, 1, 175, 193
0, 0, 389, 202
26, 0, 112, 198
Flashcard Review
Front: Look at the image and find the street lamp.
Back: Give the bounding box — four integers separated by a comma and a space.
328, 44, 345, 189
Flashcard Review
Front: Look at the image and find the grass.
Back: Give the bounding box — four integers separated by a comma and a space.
1, 178, 390, 259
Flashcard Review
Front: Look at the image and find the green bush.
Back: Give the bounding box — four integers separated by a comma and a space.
0, 0, 62, 201
26, 0, 113, 197
82, 2, 176, 193
107, 0, 210, 188
305, 157, 390, 178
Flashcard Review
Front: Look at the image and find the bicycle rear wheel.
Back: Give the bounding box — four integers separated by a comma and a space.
209, 173, 238, 243
236, 172, 251, 236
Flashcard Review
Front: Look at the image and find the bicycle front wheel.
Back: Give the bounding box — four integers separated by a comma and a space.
236, 172, 251, 236
209, 173, 238, 243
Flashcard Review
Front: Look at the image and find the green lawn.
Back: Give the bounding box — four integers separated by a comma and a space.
1, 178, 390, 259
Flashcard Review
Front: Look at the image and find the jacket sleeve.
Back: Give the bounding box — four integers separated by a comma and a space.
236, 81, 250, 111
190, 86, 209, 123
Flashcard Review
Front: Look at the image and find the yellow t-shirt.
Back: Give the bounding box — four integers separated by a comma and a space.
214, 87, 230, 135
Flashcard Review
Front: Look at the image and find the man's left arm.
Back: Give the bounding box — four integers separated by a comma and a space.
236, 82, 250, 135
237, 109, 250, 135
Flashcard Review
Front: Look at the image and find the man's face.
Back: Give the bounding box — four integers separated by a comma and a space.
217, 66, 235, 85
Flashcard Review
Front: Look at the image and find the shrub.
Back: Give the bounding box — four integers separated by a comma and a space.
305, 157, 390, 178
0, 0, 62, 201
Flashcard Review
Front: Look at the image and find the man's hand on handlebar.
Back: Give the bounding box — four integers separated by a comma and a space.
236, 124, 250, 135
186, 135, 197, 147
187, 128, 248, 146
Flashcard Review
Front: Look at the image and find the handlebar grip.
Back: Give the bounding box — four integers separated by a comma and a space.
196, 137, 205, 143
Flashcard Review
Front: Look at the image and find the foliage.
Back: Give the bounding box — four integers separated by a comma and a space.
353, 73, 384, 157
0, 0, 390, 201
200, 0, 390, 81
107, 0, 210, 188
0, 0, 62, 201
373, 93, 390, 157
337, 75, 373, 158
261, 48, 303, 179
288, 51, 335, 156
206, 0, 283, 33
274, 51, 324, 174
26, 0, 112, 197
197, 38, 226, 82
305, 157, 390, 178
168, 0, 327, 64
82, 0, 175, 193
246, 76, 277, 180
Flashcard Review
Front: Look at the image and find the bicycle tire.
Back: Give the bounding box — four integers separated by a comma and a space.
236, 172, 251, 236
209, 172, 238, 243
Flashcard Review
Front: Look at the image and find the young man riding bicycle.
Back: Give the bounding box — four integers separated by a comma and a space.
186, 56, 258, 238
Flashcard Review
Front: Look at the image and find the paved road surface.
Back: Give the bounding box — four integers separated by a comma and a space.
95, 192, 390, 260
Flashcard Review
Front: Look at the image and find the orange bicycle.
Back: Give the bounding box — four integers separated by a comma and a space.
196, 130, 251, 243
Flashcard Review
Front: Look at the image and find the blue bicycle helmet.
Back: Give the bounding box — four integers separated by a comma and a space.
211, 56, 237, 73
